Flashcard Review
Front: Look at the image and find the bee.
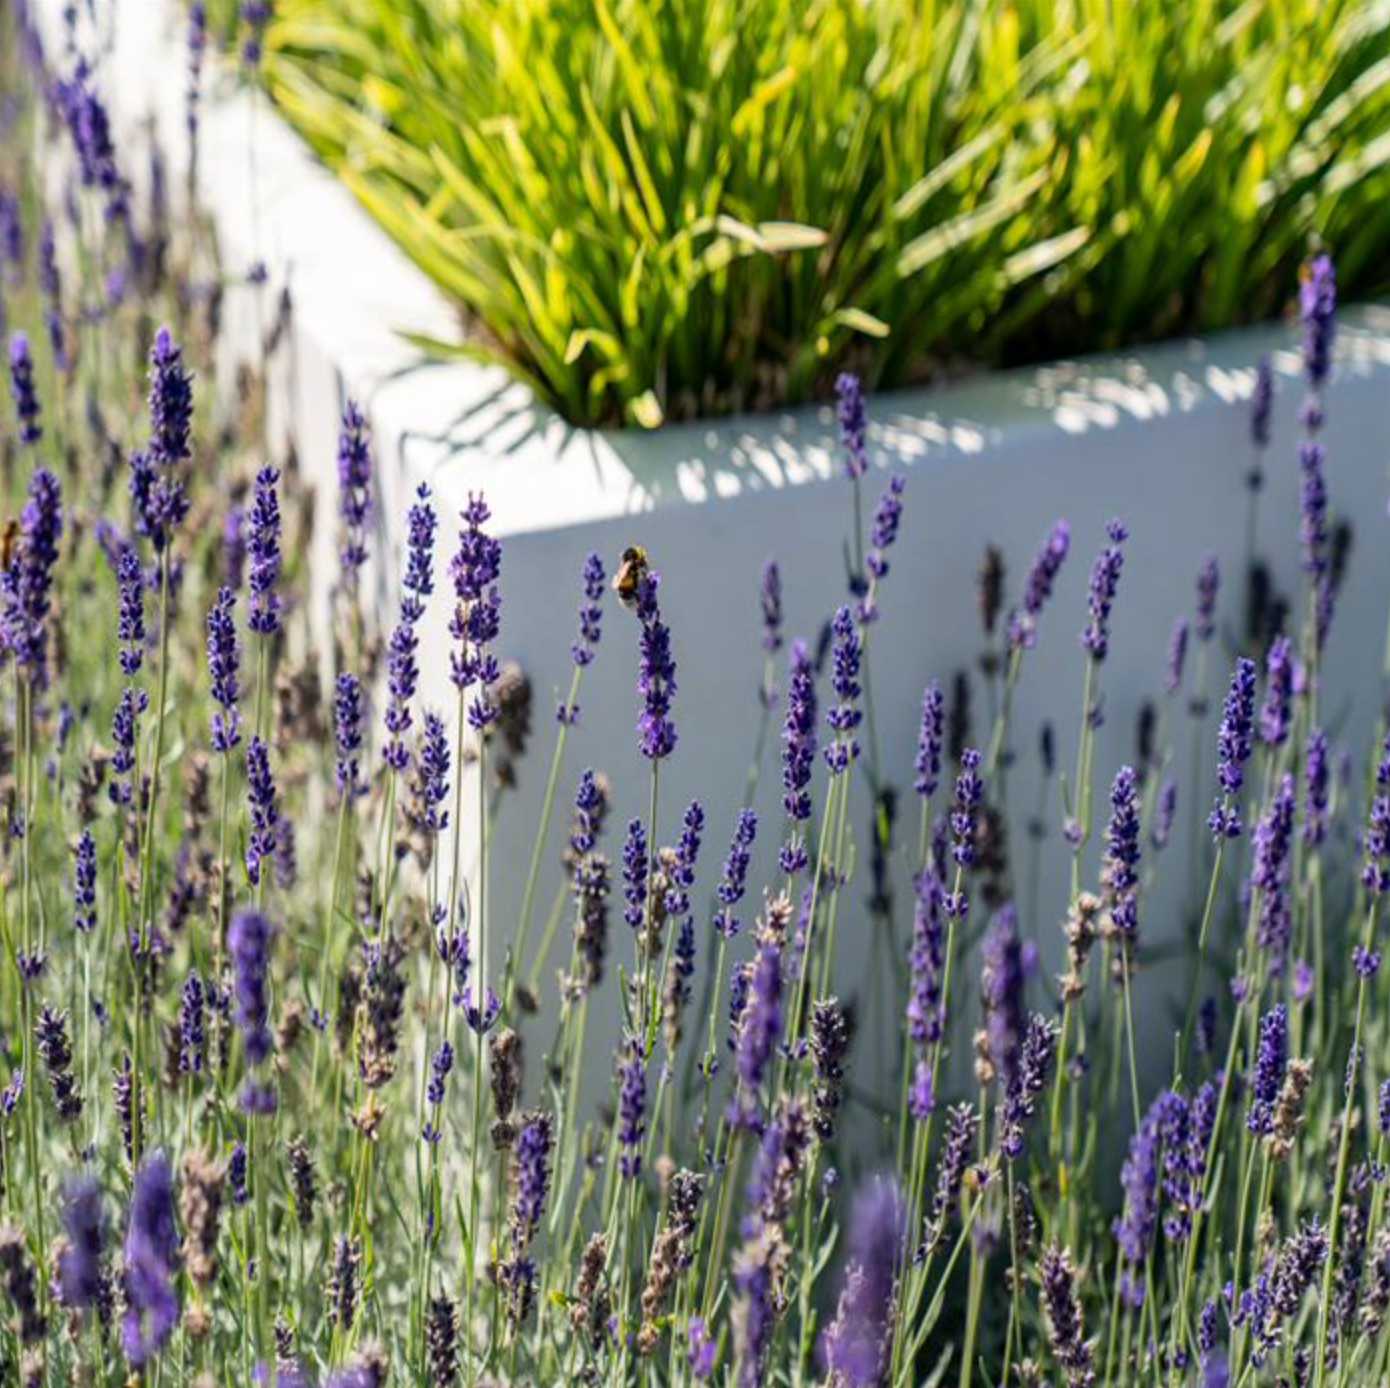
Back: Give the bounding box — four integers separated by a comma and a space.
0, 519, 20, 572
612, 545, 651, 609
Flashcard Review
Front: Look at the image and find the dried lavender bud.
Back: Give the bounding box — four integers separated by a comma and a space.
569, 1233, 610, 1351
638, 1169, 704, 1352
490, 1028, 523, 1147
427, 1293, 458, 1386
810, 998, 853, 1143
179, 1150, 224, 1287
0, 1224, 46, 1345
978, 543, 1006, 638
357, 939, 407, 1090
1039, 1243, 1093, 1388
286, 1135, 317, 1229
327, 1236, 362, 1332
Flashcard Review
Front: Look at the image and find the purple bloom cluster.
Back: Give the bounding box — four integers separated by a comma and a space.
1247, 1003, 1288, 1136
907, 868, 946, 1048
122, 1153, 179, 1367
633, 569, 677, 760
1251, 774, 1296, 963
334, 672, 365, 800
1210, 657, 1257, 839
1251, 355, 1274, 451
74, 829, 96, 933
247, 465, 282, 636
824, 606, 863, 772
1115, 1099, 1162, 1305
735, 941, 783, 1102
914, 680, 945, 799
206, 587, 242, 753
621, 819, 648, 933
1304, 728, 1330, 847
714, 809, 758, 939
411, 710, 451, 832
618, 1034, 646, 1179
819, 1179, 904, 1387
116, 549, 146, 677
1081, 519, 1128, 661
337, 401, 372, 583
8, 330, 40, 443
1, 467, 63, 684
779, 641, 817, 871
950, 749, 984, 870
244, 736, 280, 888
570, 551, 605, 671
1195, 555, 1219, 644
1164, 618, 1189, 696
1103, 765, 1141, 966
383, 485, 437, 770
1300, 254, 1337, 391
1364, 733, 1390, 896
1009, 519, 1070, 652
59, 1176, 106, 1313
835, 371, 868, 480
449, 493, 503, 729
1259, 636, 1293, 747
860, 473, 906, 615
980, 907, 1024, 1091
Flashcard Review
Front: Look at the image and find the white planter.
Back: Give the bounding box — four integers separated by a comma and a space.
36, 0, 1390, 1112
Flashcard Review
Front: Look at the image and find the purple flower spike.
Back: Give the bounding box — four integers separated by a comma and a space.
714, 809, 758, 939
334, 673, 365, 801
247, 465, 282, 637
1246, 1003, 1288, 1136
383, 485, 437, 771
836, 372, 868, 480
618, 1034, 646, 1179
1115, 1099, 1162, 1306
1081, 520, 1128, 661
116, 549, 146, 678
779, 641, 818, 872
633, 569, 677, 760
122, 1152, 179, 1367
229, 906, 276, 1080
861, 474, 906, 616
950, 749, 984, 868
1164, 619, 1189, 697
824, 606, 862, 772
689, 1316, 717, 1378
1259, 636, 1293, 747
1363, 733, 1390, 896
411, 709, 451, 832
59, 1176, 107, 1312
819, 1179, 904, 1387
1103, 766, 1141, 968
760, 558, 783, 656
74, 829, 97, 934
448, 492, 503, 730
241, 0, 273, 70
1009, 519, 1070, 652
337, 400, 372, 583
735, 940, 782, 1102
1300, 254, 1337, 391
622, 818, 648, 933
1252, 775, 1296, 964
980, 907, 1024, 1091
570, 551, 605, 670
8, 331, 40, 444
206, 587, 242, 753
914, 681, 945, 799
244, 737, 280, 888
1, 467, 63, 685
1210, 657, 1257, 839
1304, 728, 1330, 847
907, 869, 946, 1048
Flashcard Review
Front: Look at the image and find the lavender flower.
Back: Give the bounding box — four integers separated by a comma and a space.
411, 710, 451, 832
383, 485, 437, 769
819, 1179, 904, 1387
334, 672, 365, 800
1, 467, 63, 684
115, 548, 146, 677
180, 969, 206, 1075
689, 1317, 717, 1378
1300, 254, 1337, 391
1210, 657, 1257, 839
999, 1013, 1059, 1158
907, 868, 946, 1048
1115, 1100, 1161, 1305
914, 681, 945, 799
1102, 765, 1141, 973
735, 939, 782, 1101
223, 504, 246, 590
241, 0, 273, 69
74, 829, 96, 933
1040, 1244, 1093, 1387
1305, 728, 1330, 846
1009, 519, 1071, 652
229, 907, 276, 1070
206, 587, 242, 753
824, 606, 863, 772
633, 569, 677, 760
714, 809, 758, 938
836, 371, 868, 480
950, 749, 984, 869
8, 331, 40, 443
980, 907, 1024, 1090
337, 401, 373, 584
622, 819, 648, 933
1081, 519, 1128, 661
1364, 733, 1390, 896
448, 492, 503, 729
618, 1035, 646, 1179
59, 1176, 107, 1312
570, 551, 605, 670
123, 1152, 179, 1367
779, 640, 817, 871
1259, 635, 1293, 747
860, 473, 906, 615
247, 464, 282, 636
1247, 1003, 1288, 1136
244, 736, 279, 887
1252, 774, 1296, 963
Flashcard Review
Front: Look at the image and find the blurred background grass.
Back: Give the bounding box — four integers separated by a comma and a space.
206, 0, 1390, 428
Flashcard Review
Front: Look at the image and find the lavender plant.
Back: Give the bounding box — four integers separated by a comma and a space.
7, 12, 1390, 1388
